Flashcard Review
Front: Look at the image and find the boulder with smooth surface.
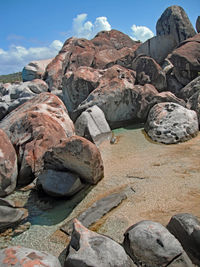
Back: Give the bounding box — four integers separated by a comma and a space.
145, 102, 199, 144
38, 169, 84, 197
65, 219, 136, 267
75, 105, 112, 145
43, 135, 104, 184
0, 92, 75, 185
0, 129, 17, 197
123, 220, 193, 267
0, 246, 61, 267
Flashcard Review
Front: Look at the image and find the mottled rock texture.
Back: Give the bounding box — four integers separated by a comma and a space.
43, 135, 104, 184
145, 102, 199, 144
156, 5, 196, 44
65, 219, 136, 267
0, 129, 17, 197
123, 220, 193, 267
0, 246, 61, 267
0, 93, 75, 185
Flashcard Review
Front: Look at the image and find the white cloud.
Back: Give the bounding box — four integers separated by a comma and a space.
130, 24, 154, 42
0, 40, 63, 75
72, 14, 111, 39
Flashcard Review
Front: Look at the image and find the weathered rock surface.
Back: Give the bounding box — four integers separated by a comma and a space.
73, 65, 158, 127
145, 102, 199, 144
75, 105, 112, 145
123, 220, 192, 267
156, 5, 196, 44
43, 135, 104, 184
65, 219, 136, 267
167, 213, 200, 266
22, 58, 53, 81
179, 76, 200, 100
134, 34, 178, 65
0, 206, 26, 232
0, 79, 48, 120
196, 16, 200, 33
62, 66, 102, 112
61, 191, 127, 235
0, 93, 75, 185
0, 246, 61, 267
44, 30, 139, 91
135, 55, 166, 91
169, 34, 200, 86
38, 169, 84, 197
0, 129, 17, 197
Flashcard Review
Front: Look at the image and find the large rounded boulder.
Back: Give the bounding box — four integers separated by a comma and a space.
145, 102, 199, 144
0, 92, 75, 185
123, 220, 193, 266
43, 135, 104, 185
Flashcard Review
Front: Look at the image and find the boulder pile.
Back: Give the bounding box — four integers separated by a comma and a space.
0, 5, 200, 266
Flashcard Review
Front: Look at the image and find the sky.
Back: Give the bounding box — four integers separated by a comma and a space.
0, 0, 199, 75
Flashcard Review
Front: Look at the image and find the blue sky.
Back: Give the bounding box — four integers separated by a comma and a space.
0, 0, 199, 75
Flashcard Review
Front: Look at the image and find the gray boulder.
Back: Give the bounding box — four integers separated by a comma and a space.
75, 105, 112, 145
145, 102, 199, 144
156, 5, 196, 44
0, 129, 18, 197
0, 206, 26, 231
22, 58, 52, 81
62, 66, 102, 113
123, 220, 193, 267
65, 219, 136, 267
135, 55, 166, 91
0, 246, 61, 267
179, 76, 200, 100
167, 213, 200, 266
38, 169, 84, 197
134, 34, 178, 65
196, 16, 200, 33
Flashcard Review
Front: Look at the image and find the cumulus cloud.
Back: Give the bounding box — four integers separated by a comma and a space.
72, 13, 111, 39
130, 24, 154, 42
0, 40, 63, 75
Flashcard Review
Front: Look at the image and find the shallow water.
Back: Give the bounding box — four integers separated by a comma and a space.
1, 125, 200, 261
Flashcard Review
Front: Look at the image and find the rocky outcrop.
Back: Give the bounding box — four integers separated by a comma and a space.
134, 34, 178, 65
62, 66, 102, 112
196, 16, 200, 33
0, 246, 61, 267
167, 213, 200, 266
65, 219, 135, 267
156, 5, 196, 44
75, 105, 112, 145
0, 79, 48, 120
169, 34, 200, 86
145, 102, 199, 144
22, 58, 53, 82
179, 76, 200, 100
44, 30, 139, 91
0, 129, 18, 197
123, 220, 193, 267
0, 92, 75, 185
38, 169, 84, 197
43, 135, 104, 184
135, 55, 166, 91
